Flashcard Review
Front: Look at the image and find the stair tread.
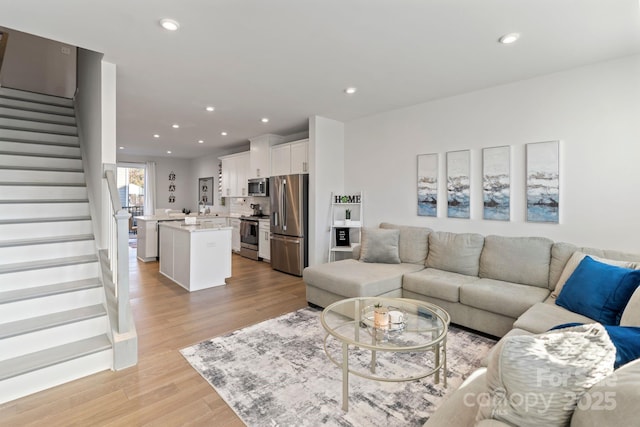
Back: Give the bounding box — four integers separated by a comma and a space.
0, 216, 91, 225
0, 165, 83, 172
0, 88, 74, 108
0, 117, 77, 136
0, 199, 89, 204
0, 98, 75, 117
0, 278, 102, 305
0, 181, 86, 187
0, 254, 99, 274
0, 234, 95, 248
0, 334, 111, 381
0, 304, 106, 339
0, 151, 81, 160
0, 107, 76, 125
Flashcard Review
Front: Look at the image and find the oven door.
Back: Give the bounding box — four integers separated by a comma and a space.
240, 219, 259, 249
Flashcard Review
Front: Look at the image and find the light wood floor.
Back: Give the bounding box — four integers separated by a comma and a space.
0, 249, 308, 426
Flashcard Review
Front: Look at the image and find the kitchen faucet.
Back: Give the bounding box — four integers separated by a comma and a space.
199, 200, 205, 215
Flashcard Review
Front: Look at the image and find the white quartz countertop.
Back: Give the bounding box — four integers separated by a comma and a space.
158, 221, 232, 233
135, 214, 229, 221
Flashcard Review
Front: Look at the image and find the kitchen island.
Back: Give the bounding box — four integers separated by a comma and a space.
158, 221, 232, 292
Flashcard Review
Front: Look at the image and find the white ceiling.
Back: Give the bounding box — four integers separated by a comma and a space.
1, 0, 639, 159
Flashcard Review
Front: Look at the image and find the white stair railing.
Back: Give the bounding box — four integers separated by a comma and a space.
103, 166, 131, 334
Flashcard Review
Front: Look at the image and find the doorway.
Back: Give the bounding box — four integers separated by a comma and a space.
117, 164, 146, 242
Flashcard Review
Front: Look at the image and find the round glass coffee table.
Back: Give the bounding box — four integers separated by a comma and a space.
320, 297, 450, 411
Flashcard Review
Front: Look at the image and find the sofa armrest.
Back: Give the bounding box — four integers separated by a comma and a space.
424, 368, 490, 427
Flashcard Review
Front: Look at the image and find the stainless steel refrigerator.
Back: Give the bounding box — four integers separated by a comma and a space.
270, 174, 308, 276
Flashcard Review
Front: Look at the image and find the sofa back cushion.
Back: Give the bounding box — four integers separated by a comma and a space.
550, 242, 640, 292
379, 222, 431, 265
479, 235, 553, 288
426, 231, 484, 276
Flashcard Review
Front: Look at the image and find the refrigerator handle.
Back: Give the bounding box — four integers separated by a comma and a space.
273, 211, 278, 227
282, 179, 287, 231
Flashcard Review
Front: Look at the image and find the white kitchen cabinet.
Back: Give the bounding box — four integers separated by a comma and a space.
158, 222, 232, 292
258, 219, 270, 261
230, 218, 241, 252
270, 139, 309, 176
220, 151, 250, 197
136, 218, 158, 262
270, 144, 290, 177
290, 139, 309, 174
249, 134, 284, 179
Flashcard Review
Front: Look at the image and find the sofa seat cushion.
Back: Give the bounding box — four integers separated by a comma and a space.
302, 259, 424, 298
426, 231, 485, 276
403, 268, 480, 303
513, 302, 594, 334
460, 278, 549, 319
479, 235, 553, 288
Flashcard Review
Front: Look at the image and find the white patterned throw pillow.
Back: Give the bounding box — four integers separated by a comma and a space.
475, 323, 616, 427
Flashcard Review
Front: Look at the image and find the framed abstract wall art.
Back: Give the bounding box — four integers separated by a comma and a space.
526, 140, 559, 223
446, 150, 470, 219
417, 153, 438, 217
482, 146, 510, 221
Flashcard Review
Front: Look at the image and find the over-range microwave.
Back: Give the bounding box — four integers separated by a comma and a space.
248, 177, 269, 197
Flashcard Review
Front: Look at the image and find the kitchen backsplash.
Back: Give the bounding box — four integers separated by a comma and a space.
229, 196, 271, 217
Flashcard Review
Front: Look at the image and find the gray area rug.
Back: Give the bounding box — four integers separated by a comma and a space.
180, 307, 496, 427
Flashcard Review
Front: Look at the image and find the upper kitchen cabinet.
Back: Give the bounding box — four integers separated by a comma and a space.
220, 151, 250, 197
249, 134, 284, 179
271, 139, 309, 176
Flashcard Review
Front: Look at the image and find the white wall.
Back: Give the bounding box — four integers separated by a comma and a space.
309, 116, 345, 265
344, 55, 640, 253
0, 26, 76, 98
118, 154, 197, 214
191, 152, 230, 215
76, 49, 105, 247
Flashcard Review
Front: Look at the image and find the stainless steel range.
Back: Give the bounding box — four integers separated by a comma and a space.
239, 215, 269, 260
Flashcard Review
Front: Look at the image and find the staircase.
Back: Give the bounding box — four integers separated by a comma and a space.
0, 87, 113, 404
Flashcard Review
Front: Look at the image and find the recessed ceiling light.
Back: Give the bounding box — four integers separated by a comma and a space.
160, 19, 180, 31
119, 146, 124, 150
221, 131, 228, 136
198, 140, 204, 144
261, 118, 269, 123
206, 106, 215, 112
153, 134, 160, 138
498, 32, 520, 44
167, 150, 172, 154
172, 124, 180, 129
344, 87, 357, 95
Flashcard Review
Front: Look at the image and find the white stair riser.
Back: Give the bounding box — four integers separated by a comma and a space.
0, 288, 103, 322
0, 316, 108, 362
0, 107, 76, 126
0, 220, 93, 240
0, 262, 100, 292
0, 349, 112, 405
0, 240, 95, 264
0, 88, 74, 107
0, 129, 78, 145
0, 97, 74, 117
0, 141, 80, 157
0, 185, 87, 200
0, 202, 90, 220
0, 118, 77, 135
0, 154, 82, 169
0, 169, 85, 184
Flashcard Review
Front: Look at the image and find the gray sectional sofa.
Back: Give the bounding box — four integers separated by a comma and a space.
303, 222, 640, 426
304, 222, 640, 337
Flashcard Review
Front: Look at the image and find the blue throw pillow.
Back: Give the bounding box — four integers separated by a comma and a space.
551, 323, 640, 368
556, 256, 640, 325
